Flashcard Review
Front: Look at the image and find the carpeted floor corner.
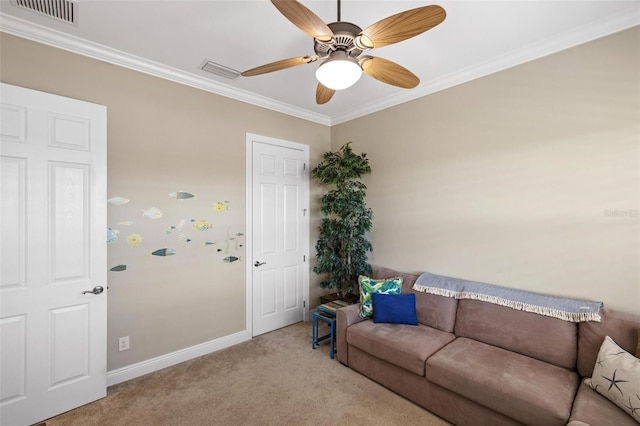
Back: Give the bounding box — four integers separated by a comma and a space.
43, 321, 451, 425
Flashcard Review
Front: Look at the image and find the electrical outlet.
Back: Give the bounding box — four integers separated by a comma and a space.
119, 336, 130, 352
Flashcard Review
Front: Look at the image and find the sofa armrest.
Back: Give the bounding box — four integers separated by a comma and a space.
336, 303, 365, 365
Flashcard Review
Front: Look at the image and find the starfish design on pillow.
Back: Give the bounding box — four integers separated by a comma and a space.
622, 396, 639, 414
602, 369, 629, 396
607, 349, 628, 357
626, 395, 640, 419
589, 336, 640, 421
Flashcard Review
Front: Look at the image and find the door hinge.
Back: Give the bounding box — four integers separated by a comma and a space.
304, 300, 306, 308
303, 255, 306, 262
303, 163, 306, 171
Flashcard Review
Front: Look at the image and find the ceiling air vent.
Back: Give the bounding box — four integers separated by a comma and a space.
200, 60, 241, 81
12, 0, 77, 24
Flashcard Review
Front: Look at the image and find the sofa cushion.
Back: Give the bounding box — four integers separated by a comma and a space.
585, 336, 640, 422
426, 337, 579, 426
454, 299, 578, 369
578, 308, 640, 377
375, 267, 458, 333
373, 293, 418, 325
358, 275, 402, 318
346, 320, 455, 376
570, 380, 638, 426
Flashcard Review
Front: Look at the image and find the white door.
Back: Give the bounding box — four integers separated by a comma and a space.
0, 83, 107, 426
247, 134, 309, 337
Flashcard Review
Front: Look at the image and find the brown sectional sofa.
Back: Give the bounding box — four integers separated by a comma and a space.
336, 267, 640, 426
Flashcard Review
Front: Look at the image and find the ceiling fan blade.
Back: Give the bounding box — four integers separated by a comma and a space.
271, 0, 334, 42
241, 55, 318, 77
359, 56, 420, 89
356, 5, 446, 49
316, 83, 335, 104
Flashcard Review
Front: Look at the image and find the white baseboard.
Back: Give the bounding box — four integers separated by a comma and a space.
106, 329, 251, 386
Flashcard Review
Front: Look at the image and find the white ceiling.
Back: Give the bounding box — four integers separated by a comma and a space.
1, 1, 639, 125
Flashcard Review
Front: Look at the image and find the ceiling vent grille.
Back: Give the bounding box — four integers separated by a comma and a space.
200, 60, 241, 80
12, 0, 77, 24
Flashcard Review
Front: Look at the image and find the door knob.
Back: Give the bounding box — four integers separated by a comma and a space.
82, 286, 104, 295
254, 261, 266, 267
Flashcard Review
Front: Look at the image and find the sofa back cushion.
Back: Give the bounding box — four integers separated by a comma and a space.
454, 299, 578, 369
374, 267, 458, 333
577, 308, 640, 378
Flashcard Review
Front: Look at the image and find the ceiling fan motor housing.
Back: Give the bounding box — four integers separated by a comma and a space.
314, 21, 364, 58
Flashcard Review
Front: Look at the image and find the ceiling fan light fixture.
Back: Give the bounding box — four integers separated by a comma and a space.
315, 51, 362, 90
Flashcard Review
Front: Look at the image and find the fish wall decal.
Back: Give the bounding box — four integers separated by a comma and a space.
169, 191, 195, 199
110, 264, 127, 272
127, 234, 142, 246
107, 228, 120, 243
151, 248, 177, 256
142, 207, 163, 219
213, 202, 228, 213
107, 196, 130, 206
192, 219, 212, 231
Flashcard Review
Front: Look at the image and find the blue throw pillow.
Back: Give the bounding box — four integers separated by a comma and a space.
372, 293, 418, 325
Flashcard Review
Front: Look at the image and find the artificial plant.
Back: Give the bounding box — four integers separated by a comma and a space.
312, 142, 373, 297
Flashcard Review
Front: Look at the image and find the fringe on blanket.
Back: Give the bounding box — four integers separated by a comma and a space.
413, 284, 602, 323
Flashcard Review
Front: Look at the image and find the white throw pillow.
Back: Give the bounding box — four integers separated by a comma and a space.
585, 336, 640, 423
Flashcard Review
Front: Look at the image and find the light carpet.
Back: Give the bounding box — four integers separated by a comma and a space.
44, 321, 451, 425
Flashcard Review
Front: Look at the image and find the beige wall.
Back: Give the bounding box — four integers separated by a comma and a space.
0, 33, 331, 371
333, 27, 640, 314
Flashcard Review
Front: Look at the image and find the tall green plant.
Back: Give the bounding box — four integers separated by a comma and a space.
312, 142, 373, 296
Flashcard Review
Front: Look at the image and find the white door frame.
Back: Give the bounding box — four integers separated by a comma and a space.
245, 133, 309, 337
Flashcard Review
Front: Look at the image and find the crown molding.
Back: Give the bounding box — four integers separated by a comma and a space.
2, 7, 638, 127
0, 13, 332, 126
330, 6, 640, 125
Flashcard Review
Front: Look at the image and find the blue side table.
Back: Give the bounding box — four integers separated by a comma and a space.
312, 300, 349, 359
312, 311, 336, 359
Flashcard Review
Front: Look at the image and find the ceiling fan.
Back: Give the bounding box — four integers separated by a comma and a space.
241, 0, 446, 104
